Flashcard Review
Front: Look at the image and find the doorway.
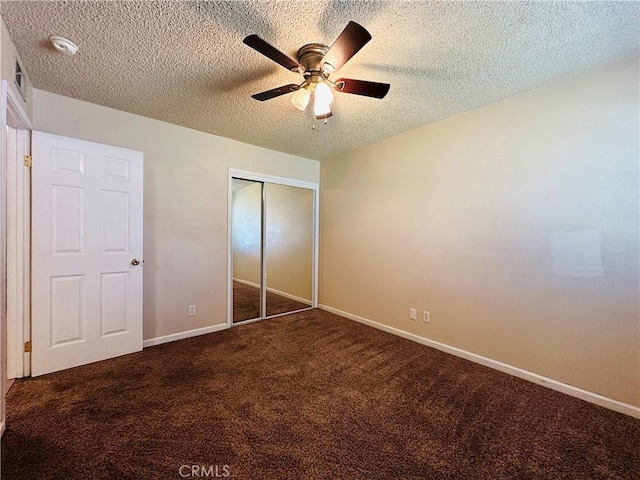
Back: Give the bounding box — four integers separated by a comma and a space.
6, 124, 31, 383
228, 170, 318, 325
1, 80, 32, 437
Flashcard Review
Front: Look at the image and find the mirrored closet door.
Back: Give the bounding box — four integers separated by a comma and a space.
231, 179, 263, 323
265, 183, 314, 317
230, 173, 317, 325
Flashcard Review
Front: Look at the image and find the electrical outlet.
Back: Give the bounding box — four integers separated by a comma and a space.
409, 308, 417, 320
423, 311, 430, 323
188, 305, 196, 317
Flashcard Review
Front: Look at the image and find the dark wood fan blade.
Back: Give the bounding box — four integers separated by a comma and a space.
335, 78, 390, 99
243, 35, 302, 72
322, 21, 372, 72
251, 84, 300, 101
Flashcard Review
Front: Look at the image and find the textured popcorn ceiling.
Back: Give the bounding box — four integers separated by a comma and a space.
2, 1, 638, 161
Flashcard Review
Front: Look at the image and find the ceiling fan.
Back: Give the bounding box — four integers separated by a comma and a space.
243, 21, 390, 120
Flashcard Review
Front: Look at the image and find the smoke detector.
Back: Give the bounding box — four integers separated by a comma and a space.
49, 35, 79, 55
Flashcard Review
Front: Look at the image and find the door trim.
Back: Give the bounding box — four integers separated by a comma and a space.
227, 169, 319, 327
6, 83, 32, 380
6, 126, 31, 380
1, 80, 32, 436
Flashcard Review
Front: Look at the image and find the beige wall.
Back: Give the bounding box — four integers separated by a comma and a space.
33, 89, 319, 340
320, 57, 639, 406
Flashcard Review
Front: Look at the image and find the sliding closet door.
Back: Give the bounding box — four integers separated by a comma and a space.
231, 179, 263, 323
229, 170, 317, 325
265, 184, 314, 317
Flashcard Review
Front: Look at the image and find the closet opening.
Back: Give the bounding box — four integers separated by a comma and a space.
228, 170, 318, 326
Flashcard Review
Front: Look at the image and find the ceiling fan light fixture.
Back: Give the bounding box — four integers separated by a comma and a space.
313, 81, 334, 119
315, 106, 332, 120
314, 99, 332, 119
314, 81, 334, 105
291, 86, 311, 111
244, 21, 389, 122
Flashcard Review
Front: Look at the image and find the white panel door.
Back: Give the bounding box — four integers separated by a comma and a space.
31, 131, 143, 376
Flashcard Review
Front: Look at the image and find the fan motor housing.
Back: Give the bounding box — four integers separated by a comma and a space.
297, 43, 330, 73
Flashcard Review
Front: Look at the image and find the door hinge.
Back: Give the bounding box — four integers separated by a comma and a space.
24, 341, 31, 353
24, 155, 32, 167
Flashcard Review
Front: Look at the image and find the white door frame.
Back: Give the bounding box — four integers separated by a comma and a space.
6, 117, 31, 380
227, 168, 319, 327
6, 84, 32, 379
1, 80, 31, 436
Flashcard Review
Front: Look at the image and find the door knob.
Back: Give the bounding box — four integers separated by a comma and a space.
131, 258, 140, 266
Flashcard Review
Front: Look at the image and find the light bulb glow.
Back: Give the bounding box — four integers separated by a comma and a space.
314, 81, 334, 105
314, 101, 331, 119
313, 81, 334, 119
291, 87, 311, 111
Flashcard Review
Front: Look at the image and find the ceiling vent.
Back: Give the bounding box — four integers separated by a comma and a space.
14, 58, 26, 100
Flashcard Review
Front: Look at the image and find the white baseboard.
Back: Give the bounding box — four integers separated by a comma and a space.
265, 287, 312, 306
319, 304, 640, 419
233, 277, 260, 289
143, 323, 228, 348
233, 277, 312, 306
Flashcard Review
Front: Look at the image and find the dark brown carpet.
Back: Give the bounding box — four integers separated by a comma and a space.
233, 281, 311, 322
2, 309, 639, 480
